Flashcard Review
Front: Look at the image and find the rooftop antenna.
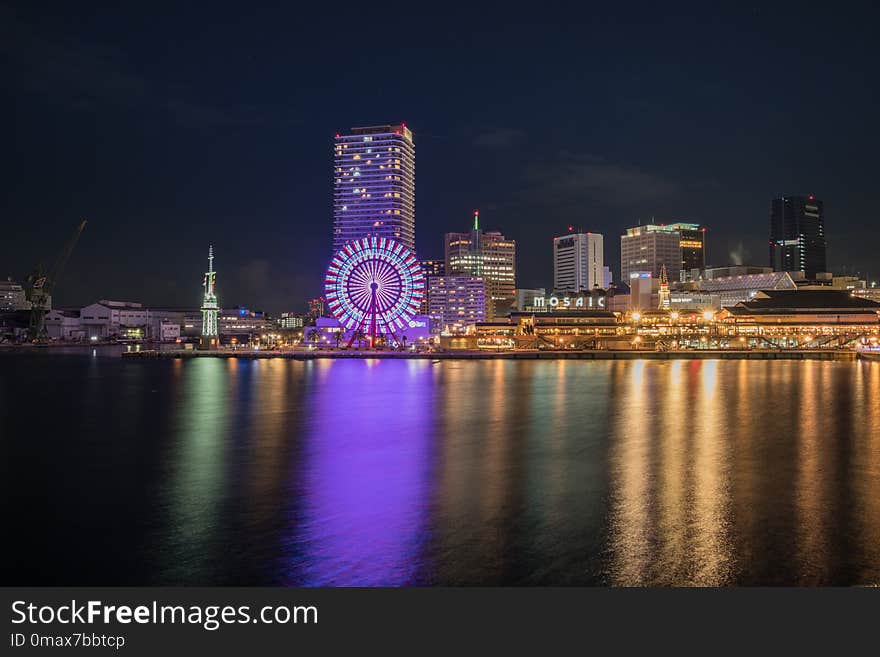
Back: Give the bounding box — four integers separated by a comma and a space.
473, 209, 479, 231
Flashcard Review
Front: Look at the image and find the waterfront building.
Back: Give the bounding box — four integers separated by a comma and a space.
220, 307, 272, 344
428, 275, 485, 334
718, 290, 880, 347
200, 246, 219, 349
43, 309, 83, 340
527, 289, 608, 313
471, 311, 619, 350
0, 278, 29, 311
444, 211, 516, 319
73, 301, 193, 341
770, 195, 827, 279
333, 123, 415, 252
620, 224, 681, 282
666, 222, 707, 277
553, 231, 604, 293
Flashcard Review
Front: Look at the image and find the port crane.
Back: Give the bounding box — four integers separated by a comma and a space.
25, 219, 87, 341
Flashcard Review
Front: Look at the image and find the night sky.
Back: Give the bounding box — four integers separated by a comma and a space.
3, 3, 879, 312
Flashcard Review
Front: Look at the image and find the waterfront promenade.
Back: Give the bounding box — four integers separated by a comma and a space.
121, 348, 860, 361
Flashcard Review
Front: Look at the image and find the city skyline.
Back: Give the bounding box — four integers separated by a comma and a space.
3, 4, 880, 312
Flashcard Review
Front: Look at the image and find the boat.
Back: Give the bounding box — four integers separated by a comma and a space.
857, 348, 880, 362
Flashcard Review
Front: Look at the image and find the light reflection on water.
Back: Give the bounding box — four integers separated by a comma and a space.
2, 354, 880, 586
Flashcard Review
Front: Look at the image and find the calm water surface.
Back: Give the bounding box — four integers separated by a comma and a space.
2, 350, 879, 585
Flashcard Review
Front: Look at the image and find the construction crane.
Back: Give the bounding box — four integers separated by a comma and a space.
25, 219, 87, 341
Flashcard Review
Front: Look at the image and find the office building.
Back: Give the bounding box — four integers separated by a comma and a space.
419, 259, 445, 314
445, 211, 516, 319
420, 259, 445, 278
770, 195, 826, 279
333, 124, 415, 252
620, 224, 681, 282
279, 312, 304, 329
666, 222, 707, 276
553, 231, 604, 293
428, 275, 486, 334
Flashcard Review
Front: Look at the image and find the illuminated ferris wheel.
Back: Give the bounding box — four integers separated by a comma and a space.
324, 237, 425, 347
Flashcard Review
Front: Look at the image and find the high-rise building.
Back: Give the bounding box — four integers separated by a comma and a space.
444, 211, 516, 320
620, 224, 681, 282
666, 222, 707, 276
553, 231, 604, 293
770, 195, 826, 279
418, 259, 445, 314
333, 124, 415, 253
428, 275, 486, 334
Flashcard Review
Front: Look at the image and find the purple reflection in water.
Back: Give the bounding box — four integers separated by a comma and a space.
283, 359, 436, 586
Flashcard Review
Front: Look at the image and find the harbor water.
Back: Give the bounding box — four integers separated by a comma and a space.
2, 349, 879, 585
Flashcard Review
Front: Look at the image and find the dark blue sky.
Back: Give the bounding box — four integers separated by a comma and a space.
3, 3, 878, 311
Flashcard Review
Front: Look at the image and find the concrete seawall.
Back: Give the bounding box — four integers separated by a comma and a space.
121, 349, 860, 361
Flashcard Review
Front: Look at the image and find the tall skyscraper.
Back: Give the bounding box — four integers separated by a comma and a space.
770, 195, 826, 278
333, 124, 415, 253
620, 224, 681, 282
666, 222, 707, 276
445, 211, 516, 320
553, 231, 604, 293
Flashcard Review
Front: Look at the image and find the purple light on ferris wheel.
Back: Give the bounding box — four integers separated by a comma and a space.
324, 237, 424, 342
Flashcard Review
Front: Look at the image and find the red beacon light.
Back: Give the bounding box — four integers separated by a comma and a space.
808, 194, 815, 200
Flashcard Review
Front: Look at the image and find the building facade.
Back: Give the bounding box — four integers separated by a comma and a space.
279, 312, 304, 329
444, 212, 515, 320
428, 275, 486, 334
696, 270, 798, 307
620, 224, 682, 282
667, 222, 707, 277
770, 195, 826, 278
419, 258, 445, 314
553, 231, 604, 293
0, 278, 29, 311
333, 124, 415, 252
